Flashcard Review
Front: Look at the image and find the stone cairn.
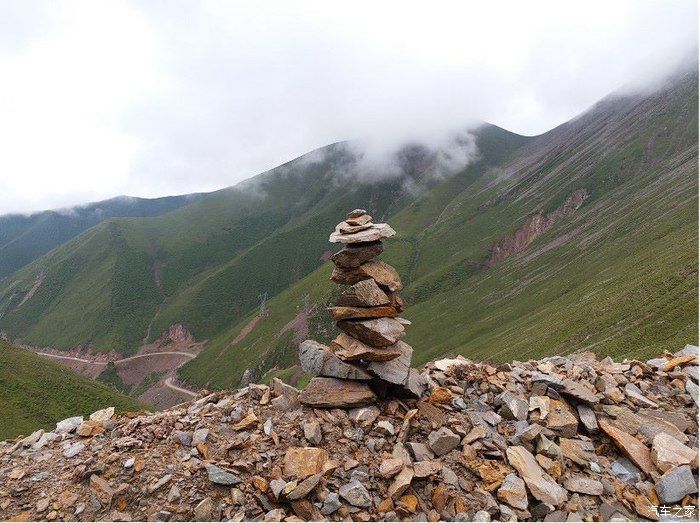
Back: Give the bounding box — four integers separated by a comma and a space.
298, 209, 425, 408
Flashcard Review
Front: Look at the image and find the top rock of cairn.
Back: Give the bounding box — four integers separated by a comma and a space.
298, 210, 424, 408
328, 210, 396, 244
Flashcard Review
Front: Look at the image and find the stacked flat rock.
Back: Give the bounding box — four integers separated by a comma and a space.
298, 209, 426, 409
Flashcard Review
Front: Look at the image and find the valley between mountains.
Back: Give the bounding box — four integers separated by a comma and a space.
0, 66, 697, 421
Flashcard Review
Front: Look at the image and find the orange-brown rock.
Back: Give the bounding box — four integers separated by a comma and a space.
298, 377, 377, 408
335, 278, 390, 307
327, 305, 398, 321
283, 447, 329, 480
599, 418, 657, 476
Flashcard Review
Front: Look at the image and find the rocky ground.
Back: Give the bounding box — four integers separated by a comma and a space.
1, 346, 698, 522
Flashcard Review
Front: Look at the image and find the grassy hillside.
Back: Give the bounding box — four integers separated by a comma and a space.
0, 341, 144, 440
0, 131, 527, 354
0, 193, 208, 280
179, 67, 698, 389
0, 65, 697, 387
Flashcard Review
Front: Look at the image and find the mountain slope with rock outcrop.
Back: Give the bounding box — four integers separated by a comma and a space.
1, 346, 697, 521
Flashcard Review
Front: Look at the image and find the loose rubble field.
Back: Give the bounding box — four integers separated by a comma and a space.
1, 346, 698, 522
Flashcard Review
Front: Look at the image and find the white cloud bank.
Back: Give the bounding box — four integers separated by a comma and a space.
0, 0, 696, 214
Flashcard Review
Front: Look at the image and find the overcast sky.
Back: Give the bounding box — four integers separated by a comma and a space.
0, 0, 696, 214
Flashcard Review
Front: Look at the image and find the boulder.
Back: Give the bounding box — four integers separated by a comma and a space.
427, 427, 460, 456
497, 474, 528, 510
299, 377, 377, 408
656, 465, 698, 504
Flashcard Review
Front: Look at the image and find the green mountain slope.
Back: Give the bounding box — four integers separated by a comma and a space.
0, 193, 208, 281
0, 130, 527, 354
179, 67, 698, 389
0, 66, 697, 387
0, 341, 144, 439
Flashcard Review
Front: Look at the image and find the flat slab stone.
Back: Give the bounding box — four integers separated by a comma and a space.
329, 223, 396, 244
337, 317, 405, 347
331, 241, 385, 268
335, 279, 390, 307
299, 377, 377, 408
331, 261, 403, 292
599, 418, 656, 476
506, 446, 568, 506
330, 333, 403, 362
327, 305, 398, 321
299, 340, 371, 380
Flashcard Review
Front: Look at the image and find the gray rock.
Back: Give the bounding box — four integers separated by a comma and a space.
349, 406, 381, 427
321, 492, 342, 515
367, 342, 412, 385
205, 464, 241, 485
532, 373, 564, 388
32, 432, 60, 450
610, 457, 641, 484
656, 465, 698, 504
303, 421, 322, 444
427, 427, 460, 456
576, 405, 599, 433
686, 379, 699, 407
299, 340, 371, 380
624, 382, 658, 408
675, 344, 699, 357
192, 428, 209, 446
393, 369, 428, 399
563, 475, 604, 495
339, 480, 372, 507
194, 497, 214, 522
172, 430, 192, 446
499, 392, 529, 421
407, 441, 434, 461
683, 366, 699, 383
62, 442, 84, 458
56, 416, 83, 433
474, 511, 491, 522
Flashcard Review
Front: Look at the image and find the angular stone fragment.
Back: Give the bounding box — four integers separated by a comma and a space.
560, 438, 597, 467
89, 407, 115, 423
299, 377, 377, 408
546, 399, 579, 437
339, 480, 372, 507
367, 342, 413, 385
56, 416, 83, 434
332, 242, 384, 268
283, 447, 329, 480
662, 354, 698, 371
346, 213, 372, 226
650, 433, 698, 472
561, 379, 598, 405
506, 446, 568, 506
624, 382, 658, 408
331, 332, 402, 361
336, 279, 390, 307
563, 475, 604, 495
388, 467, 414, 499
380, 458, 404, 478
413, 461, 441, 478
336, 221, 373, 234
576, 405, 598, 434
303, 421, 322, 445
329, 222, 396, 244
499, 392, 529, 421
598, 418, 656, 476
427, 427, 460, 456
299, 340, 371, 380
205, 464, 241, 485
327, 305, 398, 321
392, 369, 427, 399
194, 497, 214, 522
89, 474, 114, 507
331, 261, 403, 291
337, 317, 405, 347
656, 465, 698, 504
497, 474, 528, 510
